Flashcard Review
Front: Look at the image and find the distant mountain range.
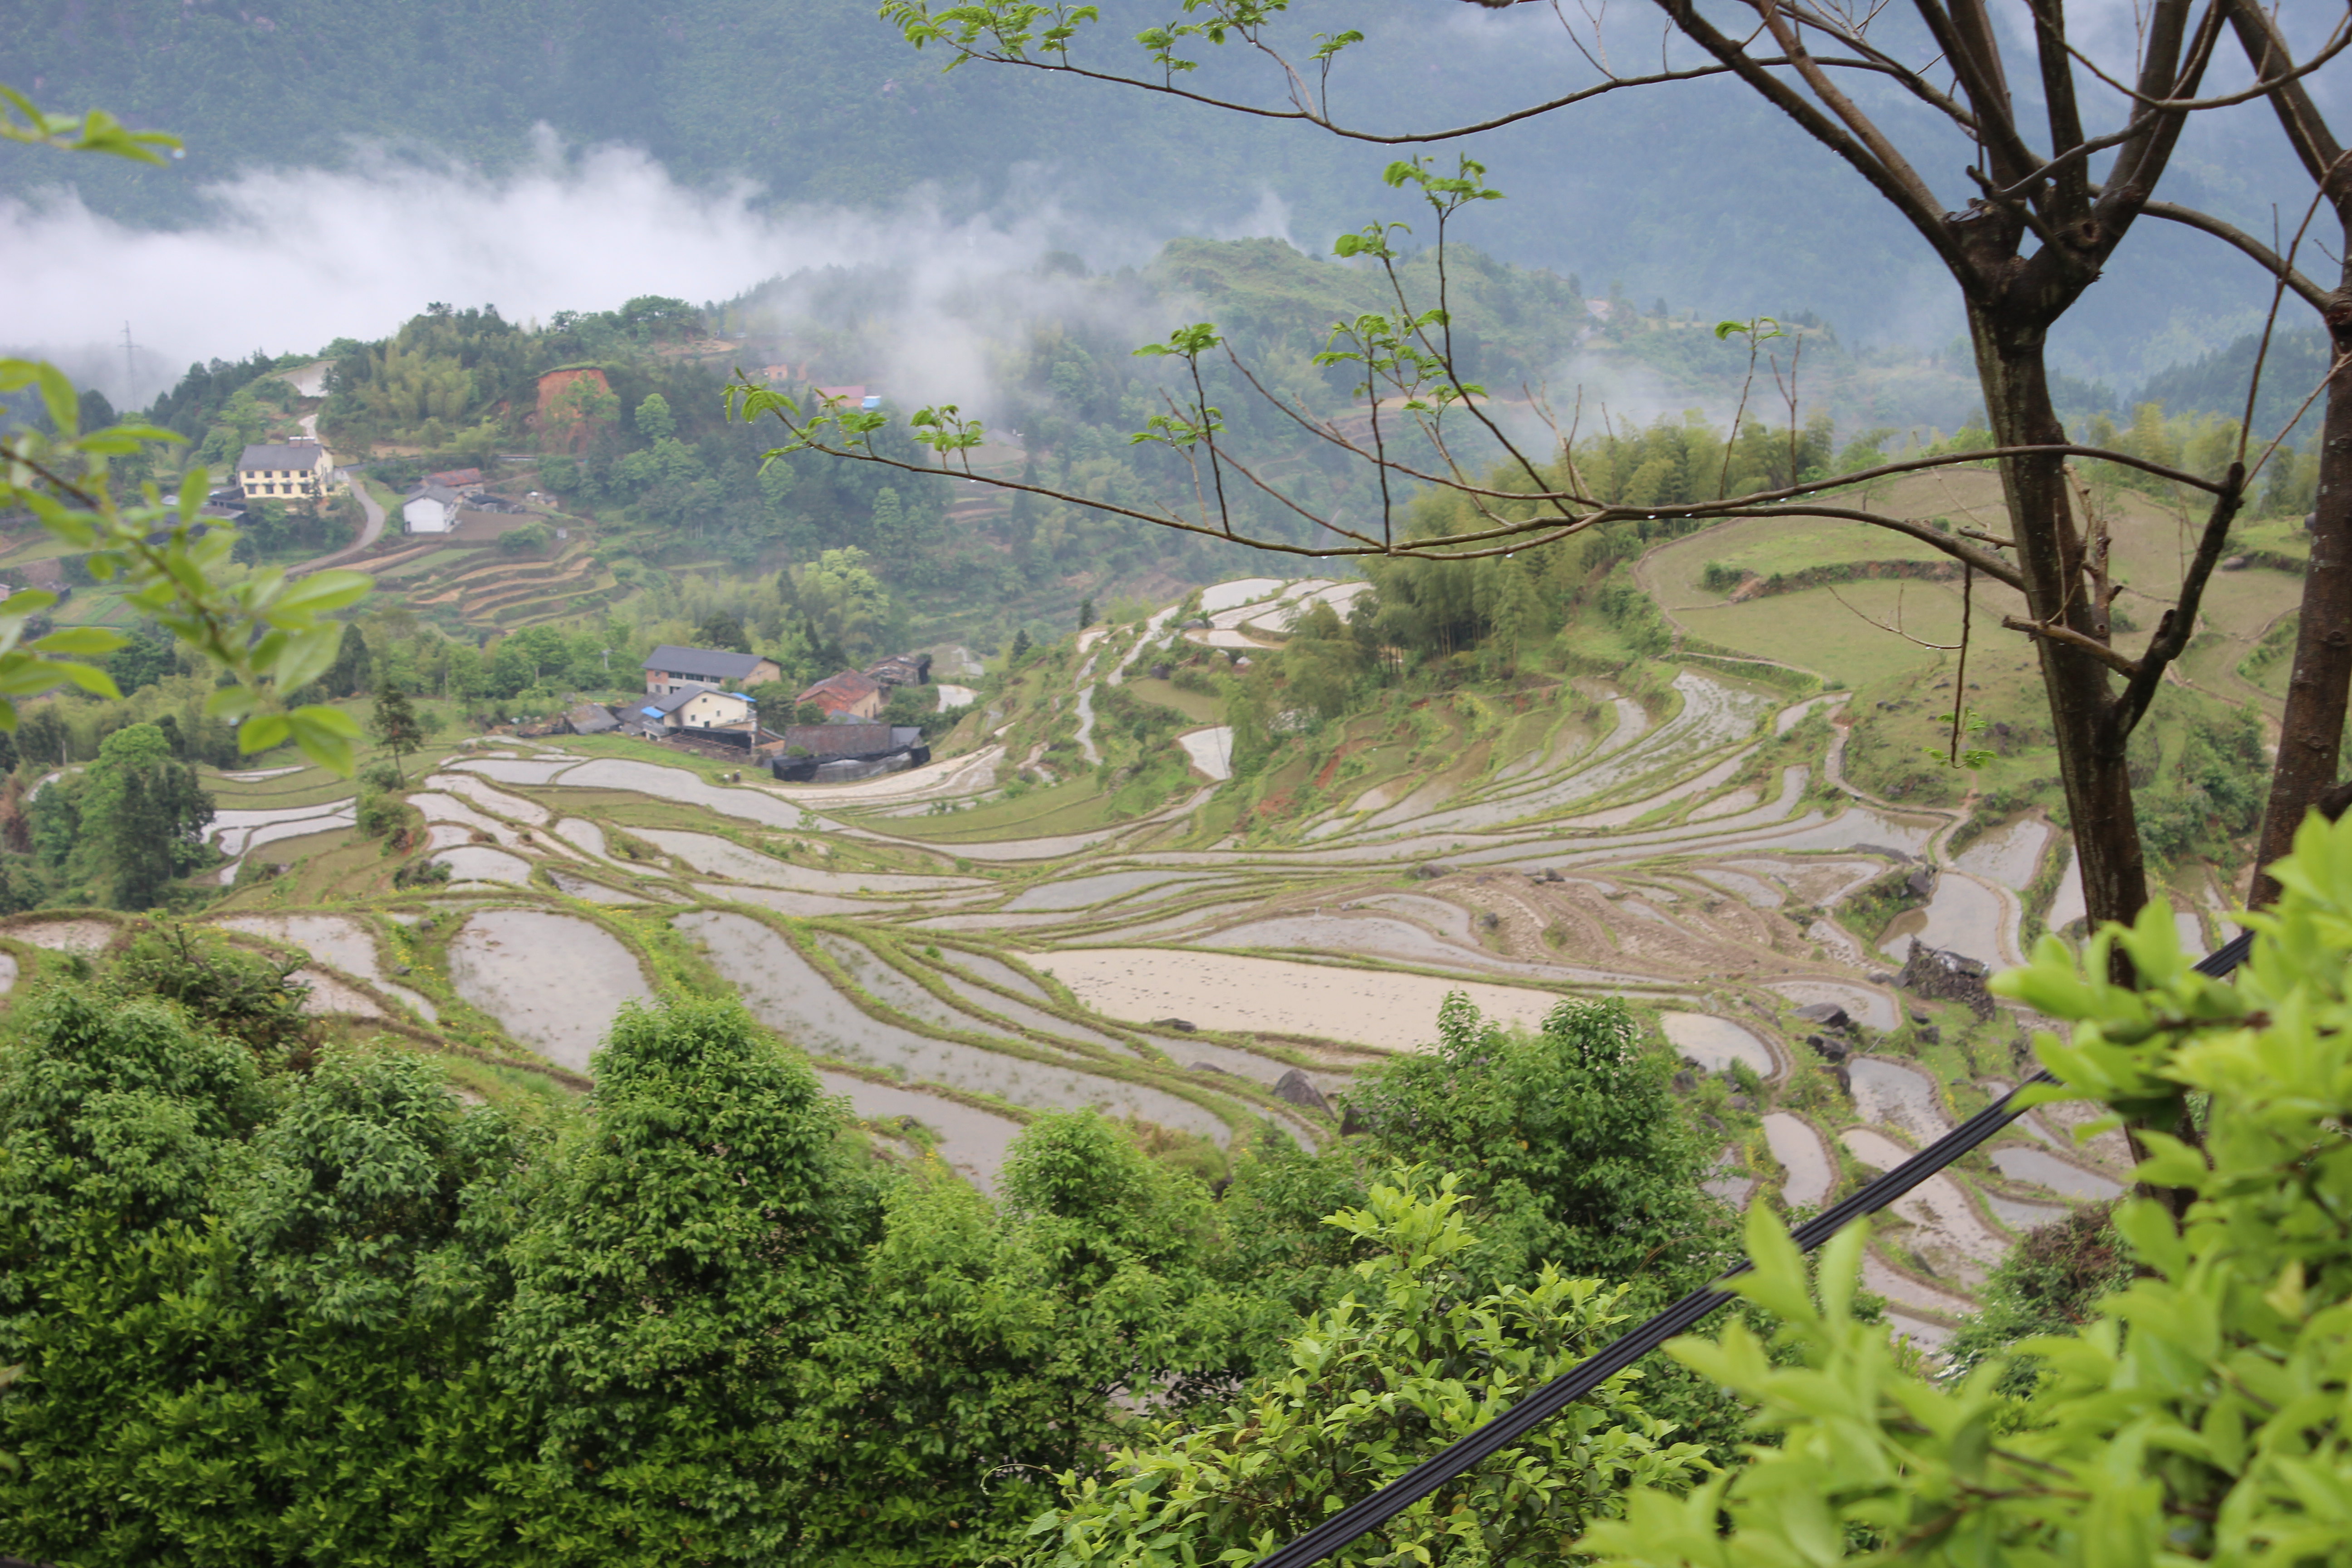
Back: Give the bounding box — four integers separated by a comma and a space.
9, 0, 2337, 387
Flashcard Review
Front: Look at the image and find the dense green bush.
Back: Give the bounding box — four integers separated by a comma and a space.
0, 940, 1733, 1566
1590, 810, 2352, 1567
1027, 1172, 1709, 1567
1350, 995, 1729, 1301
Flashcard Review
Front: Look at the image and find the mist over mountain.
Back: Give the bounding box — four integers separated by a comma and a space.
9, 0, 2340, 402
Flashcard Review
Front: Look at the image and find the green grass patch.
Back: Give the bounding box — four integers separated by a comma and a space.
872, 778, 1116, 842
1125, 676, 1224, 724
1652, 514, 1950, 603
1672, 579, 1973, 691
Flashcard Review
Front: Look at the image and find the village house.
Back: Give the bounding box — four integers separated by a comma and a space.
425, 466, 485, 491
641, 645, 783, 696
795, 668, 884, 720
636, 685, 755, 736
402, 483, 466, 534
237, 440, 335, 502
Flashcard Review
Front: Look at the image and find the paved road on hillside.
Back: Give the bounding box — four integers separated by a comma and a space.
287, 467, 386, 577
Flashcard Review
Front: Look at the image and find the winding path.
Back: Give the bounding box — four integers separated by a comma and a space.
288, 459, 387, 577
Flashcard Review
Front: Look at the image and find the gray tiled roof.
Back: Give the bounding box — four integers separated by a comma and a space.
237, 443, 328, 470
642, 644, 772, 681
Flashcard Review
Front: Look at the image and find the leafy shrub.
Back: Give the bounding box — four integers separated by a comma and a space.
115, 926, 321, 1068
354, 790, 407, 839
495, 521, 552, 556
1350, 995, 1727, 1300
1026, 1171, 1709, 1566
1589, 811, 2352, 1567
391, 857, 451, 888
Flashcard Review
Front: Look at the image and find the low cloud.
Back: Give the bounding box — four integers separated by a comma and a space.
1, 129, 1294, 408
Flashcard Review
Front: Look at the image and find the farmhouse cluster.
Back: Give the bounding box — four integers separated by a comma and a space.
554, 642, 934, 779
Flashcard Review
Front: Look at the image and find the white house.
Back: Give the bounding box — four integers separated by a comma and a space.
637, 684, 755, 735
402, 482, 464, 534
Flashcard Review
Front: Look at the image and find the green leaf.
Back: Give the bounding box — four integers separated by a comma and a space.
238, 714, 291, 754
287, 708, 358, 774
205, 685, 259, 720
270, 570, 373, 618
29, 626, 127, 656
49, 661, 121, 699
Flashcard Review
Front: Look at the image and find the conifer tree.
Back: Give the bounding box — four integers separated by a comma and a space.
371, 684, 425, 782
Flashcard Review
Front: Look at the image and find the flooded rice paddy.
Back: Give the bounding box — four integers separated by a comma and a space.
1763, 1113, 1834, 1210
1846, 1057, 1950, 1145
446, 909, 653, 1071
680, 913, 1233, 1152
1989, 1147, 2125, 1200
1659, 1013, 1777, 1077
1034, 949, 1571, 1051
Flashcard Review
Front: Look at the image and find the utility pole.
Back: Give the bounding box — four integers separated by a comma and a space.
121, 322, 136, 405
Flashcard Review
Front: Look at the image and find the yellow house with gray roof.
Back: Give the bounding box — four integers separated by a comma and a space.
236, 441, 335, 502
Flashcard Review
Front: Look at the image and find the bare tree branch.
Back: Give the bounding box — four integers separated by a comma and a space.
2001, 614, 2142, 676
2137, 199, 2331, 311
2035, 0, 2352, 114
2110, 465, 2247, 739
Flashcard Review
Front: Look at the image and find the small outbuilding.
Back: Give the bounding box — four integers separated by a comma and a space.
769, 722, 929, 782
864, 652, 932, 689
562, 701, 621, 736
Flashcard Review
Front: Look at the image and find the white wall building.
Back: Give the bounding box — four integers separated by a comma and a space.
636, 684, 756, 735
402, 483, 464, 534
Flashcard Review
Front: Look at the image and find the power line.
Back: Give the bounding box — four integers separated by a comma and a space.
1251, 930, 2253, 1568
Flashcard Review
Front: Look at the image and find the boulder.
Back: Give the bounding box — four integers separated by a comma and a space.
1189, 1061, 1235, 1076
1339, 1102, 1372, 1137
1154, 1017, 1198, 1033
1273, 1068, 1334, 1117
1898, 937, 1997, 1020
1794, 1000, 1853, 1031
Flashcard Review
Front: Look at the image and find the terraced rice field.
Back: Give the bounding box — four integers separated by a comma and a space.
184, 571, 2156, 1344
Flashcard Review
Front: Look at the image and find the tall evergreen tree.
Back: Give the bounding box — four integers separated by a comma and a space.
370, 686, 426, 782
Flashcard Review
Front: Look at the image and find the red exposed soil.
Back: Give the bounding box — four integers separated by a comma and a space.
534, 368, 612, 453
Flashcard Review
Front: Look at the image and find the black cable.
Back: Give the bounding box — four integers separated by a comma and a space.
1250, 931, 2254, 1568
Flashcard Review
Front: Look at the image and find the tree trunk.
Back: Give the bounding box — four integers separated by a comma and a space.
2248, 284, 2352, 909
1968, 304, 2150, 951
